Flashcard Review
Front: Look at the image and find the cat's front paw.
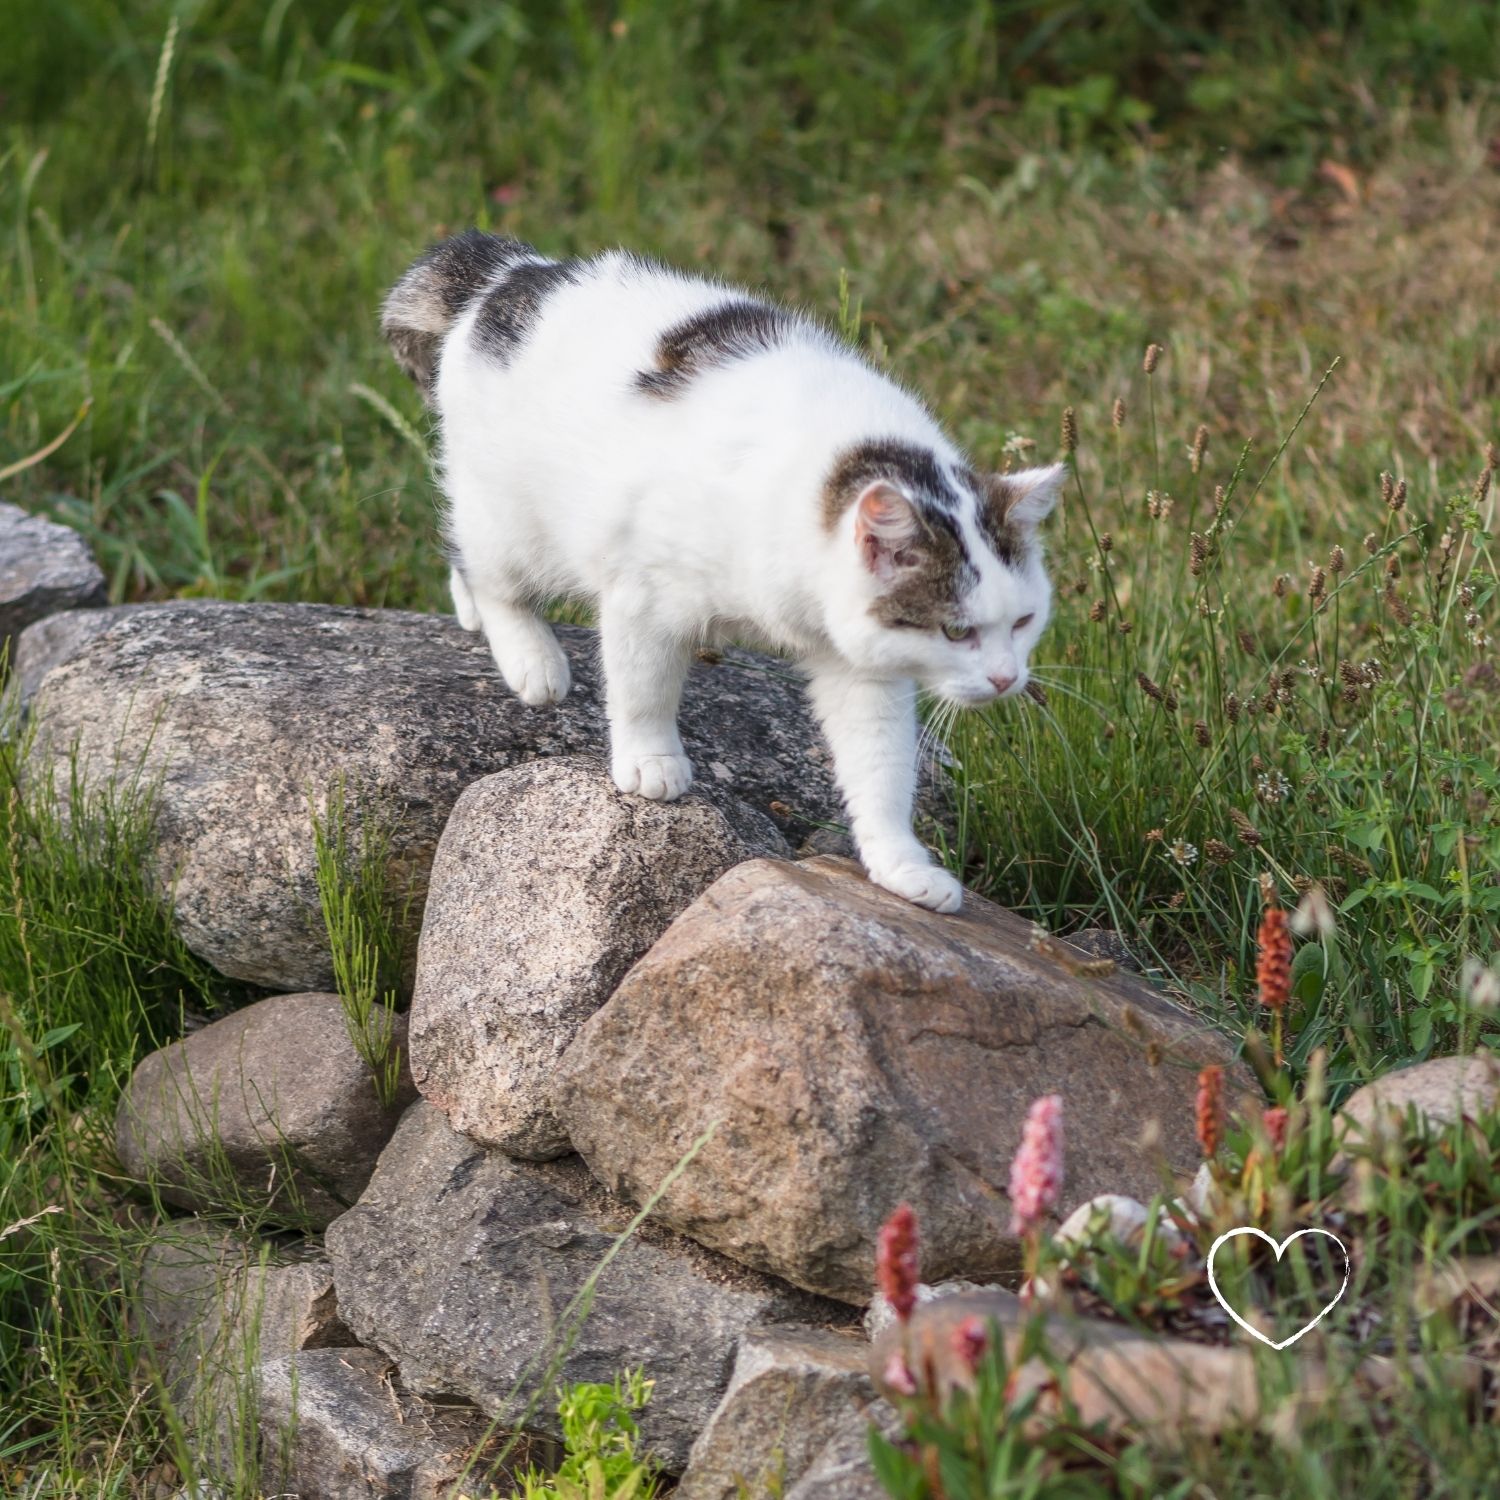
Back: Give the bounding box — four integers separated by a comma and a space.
505, 649, 572, 706
612, 750, 694, 801
863, 854, 964, 914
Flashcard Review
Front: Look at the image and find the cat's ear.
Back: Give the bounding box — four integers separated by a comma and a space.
853, 481, 922, 580
988, 464, 1065, 530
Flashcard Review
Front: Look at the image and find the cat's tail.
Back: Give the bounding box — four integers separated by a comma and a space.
381, 229, 537, 402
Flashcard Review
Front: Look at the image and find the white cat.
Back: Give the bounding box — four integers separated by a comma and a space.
383, 232, 1061, 913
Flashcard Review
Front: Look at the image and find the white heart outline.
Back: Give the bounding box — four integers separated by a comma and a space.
1206, 1226, 1351, 1350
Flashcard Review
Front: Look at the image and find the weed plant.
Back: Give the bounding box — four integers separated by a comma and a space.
941, 358, 1499, 1093
310, 776, 412, 1108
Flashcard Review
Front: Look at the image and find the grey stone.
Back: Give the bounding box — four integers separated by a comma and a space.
1066, 927, 1144, 973
132, 1221, 354, 1391
259, 1347, 512, 1500
127, 1217, 358, 1479
410, 756, 789, 1158
0, 503, 105, 671
7, 606, 115, 708
326, 1100, 851, 1472
21, 601, 846, 990
677, 1328, 898, 1500
555, 856, 1254, 1304
863, 1280, 996, 1342
117, 992, 416, 1230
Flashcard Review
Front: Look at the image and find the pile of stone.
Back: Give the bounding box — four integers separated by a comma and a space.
8, 511, 1251, 1499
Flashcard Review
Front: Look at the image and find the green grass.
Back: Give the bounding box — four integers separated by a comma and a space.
3, 1, 1500, 1493
0, 710, 248, 1493
940, 367, 1499, 1093
310, 776, 413, 1108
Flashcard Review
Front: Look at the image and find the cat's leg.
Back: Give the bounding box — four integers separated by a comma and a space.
468, 583, 572, 706
599, 590, 693, 800
449, 566, 482, 631
804, 667, 962, 913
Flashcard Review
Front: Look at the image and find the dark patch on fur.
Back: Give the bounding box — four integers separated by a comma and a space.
426, 231, 538, 315
821, 439, 958, 532
472, 259, 581, 365
868, 507, 979, 630
964, 468, 1029, 568
635, 299, 791, 399
382, 230, 540, 397
383, 326, 443, 397
822, 441, 1014, 630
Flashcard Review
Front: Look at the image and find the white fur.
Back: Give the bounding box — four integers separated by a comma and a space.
428, 250, 1060, 913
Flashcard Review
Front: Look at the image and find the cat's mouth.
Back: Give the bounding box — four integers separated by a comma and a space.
939, 687, 1006, 708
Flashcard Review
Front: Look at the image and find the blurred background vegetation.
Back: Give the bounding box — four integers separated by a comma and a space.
0, 0, 1495, 598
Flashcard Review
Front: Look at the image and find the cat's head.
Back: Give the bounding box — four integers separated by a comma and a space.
823, 442, 1062, 705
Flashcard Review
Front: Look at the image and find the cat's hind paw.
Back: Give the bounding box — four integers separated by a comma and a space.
613, 750, 693, 801
865, 857, 964, 914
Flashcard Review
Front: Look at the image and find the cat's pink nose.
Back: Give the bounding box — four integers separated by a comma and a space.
989, 672, 1017, 696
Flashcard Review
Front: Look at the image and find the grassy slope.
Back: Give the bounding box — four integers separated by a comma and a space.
2, 3, 1500, 1493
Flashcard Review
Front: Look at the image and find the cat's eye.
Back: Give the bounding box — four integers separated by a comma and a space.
942, 623, 976, 642
1013, 613, 1035, 632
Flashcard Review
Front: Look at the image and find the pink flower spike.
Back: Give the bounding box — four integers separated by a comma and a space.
876, 1203, 920, 1323
1009, 1094, 1065, 1238
953, 1315, 988, 1374
883, 1348, 918, 1396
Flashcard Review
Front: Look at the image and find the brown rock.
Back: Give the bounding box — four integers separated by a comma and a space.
1337, 1053, 1500, 1147
555, 857, 1249, 1304
1413, 1253, 1500, 1316
678, 1328, 899, 1500
409, 756, 788, 1158
116, 993, 416, 1230
871, 1289, 1329, 1441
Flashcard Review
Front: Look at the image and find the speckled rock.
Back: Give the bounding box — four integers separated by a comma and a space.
863, 1280, 996, 1342
326, 1100, 851, 1471
677, 1328, 898, 1500
8, 606, 115, 707
555, 856, 1252, 1304
1337, 1053, 1500, 1147
20, 601, 844, 990
117, 992, 416, 1230
130, 1218, 356, 1407
410, 756, 789, 1158
0, 503, 105, 671
259, 1347, 510, 1500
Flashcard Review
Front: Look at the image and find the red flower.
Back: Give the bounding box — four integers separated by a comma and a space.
1257, 905, 1292, 1012
876, 1203, 920, 1322
1263, 1106, 1289, 1151
1195, 1065, 1225, 1160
